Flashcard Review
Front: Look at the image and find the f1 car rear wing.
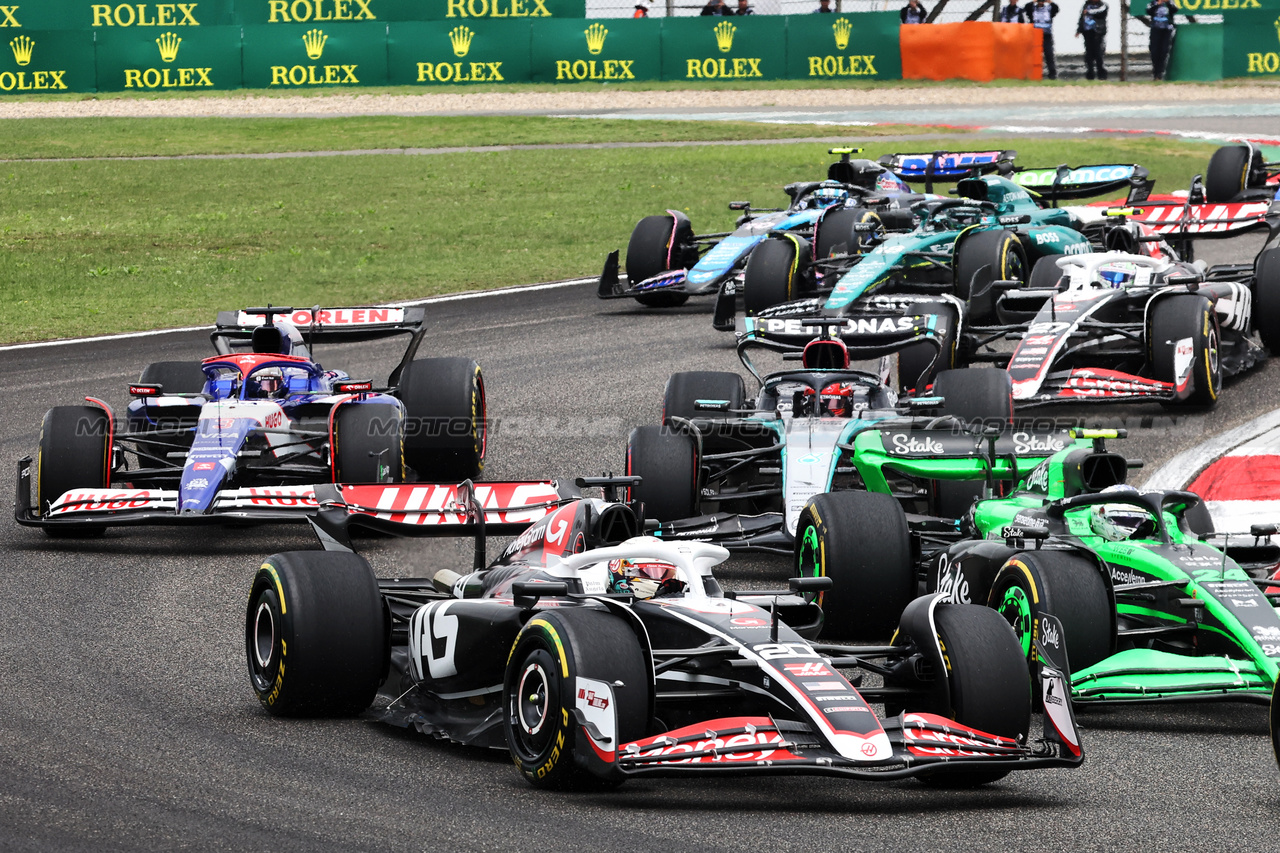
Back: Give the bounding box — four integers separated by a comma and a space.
878, 149, 1017, 193
1005, 163, 1149, 206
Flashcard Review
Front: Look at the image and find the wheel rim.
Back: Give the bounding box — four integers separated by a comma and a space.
515, 661, 551, 741
1005, 243, 1026, 283
1206, 325, 1221, 387
474, 373, 487, 461
996, 584, 1033, 660
796, 524, 824, 606
252, 601, 275, 671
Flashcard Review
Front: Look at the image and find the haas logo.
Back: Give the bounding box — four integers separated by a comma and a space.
578, 688, 609, 710
1041, 618, 1060, 649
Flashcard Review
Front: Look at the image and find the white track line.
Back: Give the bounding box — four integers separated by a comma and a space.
0, 276, 597, 353
1143, 408, 1280, 491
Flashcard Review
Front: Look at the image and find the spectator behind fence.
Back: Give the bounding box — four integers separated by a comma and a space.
816, 0, 833, 10
1147, 0, 1176, 80
701, 0, 730, 14
735, 0, 754, 13
900, 0, 929, 24
1076, 0, 1108, 80
1024, 0, 1059, 79
633, 0, 648, 16
1000, 0, 1026, 22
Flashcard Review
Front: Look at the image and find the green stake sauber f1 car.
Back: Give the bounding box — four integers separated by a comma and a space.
923, 429, 1280, 706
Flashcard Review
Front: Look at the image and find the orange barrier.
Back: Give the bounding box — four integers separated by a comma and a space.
900, 21, 1042, 82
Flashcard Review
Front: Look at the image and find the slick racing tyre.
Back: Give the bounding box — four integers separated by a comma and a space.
1253, 247, 1280, 354
504, 608, 651, 790
626, 214, 693, 308
662, 371, 746, 424
398, 357, 485, 481
796, 490, 914, 641
897, 305, 960, 395
246, 551, 387, 717
955, 230, 1027, 325
332, 402, 404, 483
138, 361, 208, 394
1149, 296, 1221, 407
988, 550, 1113, 675
814, 206, 879, 260
1027, 253, 1066, 291
934, 368, 1014, 430
37, 405, 110, 537
626, 425, 697, 522
1271, 678, 1280, 769
1204, 144, 1260, 203
742, 236, 807, 315
919, 604, 1032, 787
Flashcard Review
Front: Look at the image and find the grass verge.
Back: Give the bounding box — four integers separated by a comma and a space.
0, 130, 1219, 344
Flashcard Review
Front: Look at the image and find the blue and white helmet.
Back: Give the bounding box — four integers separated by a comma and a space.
806, 181, 851, 209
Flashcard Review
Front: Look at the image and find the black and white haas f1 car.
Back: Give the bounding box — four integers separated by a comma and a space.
17, 306, 486, 533
246, 479, 1082, 790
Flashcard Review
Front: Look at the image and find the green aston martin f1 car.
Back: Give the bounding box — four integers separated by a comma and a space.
924, 429, 1280, 706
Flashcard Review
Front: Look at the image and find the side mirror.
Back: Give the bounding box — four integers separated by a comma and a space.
728, 201, 750, 211
790, 576, 834, 593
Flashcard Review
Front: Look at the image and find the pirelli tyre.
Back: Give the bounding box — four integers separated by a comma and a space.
1271, 678, 1280, 769
661, 371, 746, 424
37, 405, 110, 537
955, 230, 1027, 325
626, 425, 697, 522
246, 551, 388, 717
934, 368, 1014, 429
1027, 253, 1066, 291
1204, 144, 1261, 203
332, 402, 404, 483
896, 305, 960, 395
399, 357, 485, 481
742, 236, 808, 315
796, 490, 914, 641
626, 214, 693, 307
1149, 295, 1221, 407
814, 207, 878, 260
138, 361, 207, 394
919, 604, 1033, 787
988, 549, 1114, 675
504, 608, 651, 789
1253, 247, 1280, 354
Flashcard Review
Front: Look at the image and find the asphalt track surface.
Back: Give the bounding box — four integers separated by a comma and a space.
5, 227, 1280, 850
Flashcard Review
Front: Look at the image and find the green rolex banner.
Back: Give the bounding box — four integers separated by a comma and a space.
242, 0, 584, 24
660, 16, 785, 82
389, 20, 532, 84
0, 29, 95, 92
242, 21, 388, 87
72, 1, 238, 29
96, 24, 242, 90
1131, 0, 1277, 14
1222, 9, 1280, 76
784, 11, 899, 80
530, 18, 659, 83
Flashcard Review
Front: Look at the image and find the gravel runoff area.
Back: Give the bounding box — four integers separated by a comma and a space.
2, 82, 1280, 118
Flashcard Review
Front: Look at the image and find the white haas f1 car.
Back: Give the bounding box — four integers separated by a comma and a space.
246, 477, 1082, 789
16, 306, 486, 534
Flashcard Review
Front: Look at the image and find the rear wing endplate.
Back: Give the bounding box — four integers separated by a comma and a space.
879, 150, 1018, 193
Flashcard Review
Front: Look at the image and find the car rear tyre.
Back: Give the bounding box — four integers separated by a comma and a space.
662, 371, 745, 424
333, 403, 404, 483
1253, 247, 1280, 354
1027, 253, 1065, 291
37, 405, 110, 537
934, 368, 1014, 430
626, 425, 697, 522
504, 608, 651, 790
955, 230, 1027, 324
814, 207, 877, 260
897, 304, 960, 394
988, 549, 1113, 674
919, 604, 1032, 787
246, 550, 387, 717
627, 214, 693, 308
399, 357, 485, 481
742, 237, 805, 315
1204, 144, 1254, 203
796, 490, 914, 640
1149, 296, 1220, 407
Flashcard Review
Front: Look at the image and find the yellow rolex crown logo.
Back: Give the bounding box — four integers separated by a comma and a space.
449, 25, 474, 58
9, 35, 32, 67
584, 22, 608, 55
303, 28, 327, 61
714, 21, 736, 53
156, 32, 182, 63
1274, 15, 1280, 45
833, 18, 852, 51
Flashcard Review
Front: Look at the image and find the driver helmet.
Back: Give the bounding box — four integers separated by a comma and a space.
1098, 263, 1138, 289
807, 181, 850, 209
816, 381, 862, 417
248, 367, 286, 399
608, 558, 682, 599
1089, 484, 1153, 542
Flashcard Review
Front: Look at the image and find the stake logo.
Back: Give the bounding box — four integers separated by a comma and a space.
9, 33, 29, 65
833, 17, 851, 50
449, 25, 473, 57
584, 21, 607, 55
156, 31, 181, 62
303, 27, 327, 60
271, 27, 359, 86
714, 20, 735, 52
